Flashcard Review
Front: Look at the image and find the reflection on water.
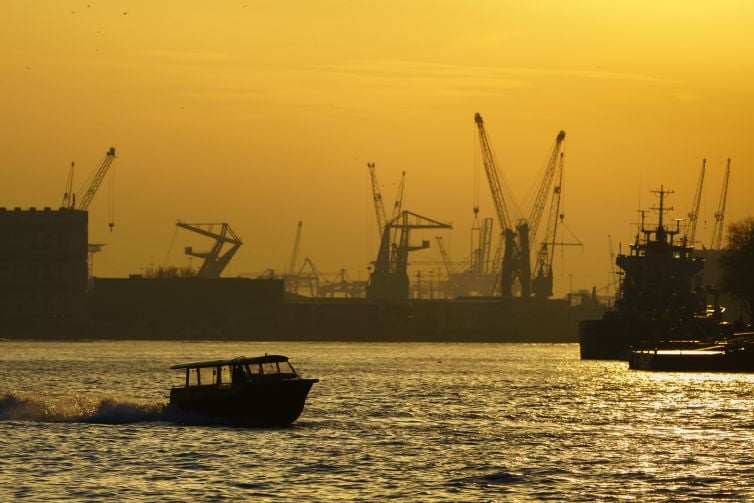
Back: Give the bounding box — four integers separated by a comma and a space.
2, 340, 754, 501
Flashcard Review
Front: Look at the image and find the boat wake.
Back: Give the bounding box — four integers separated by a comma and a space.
0, 391, 167, 424
0, 390, 286, 427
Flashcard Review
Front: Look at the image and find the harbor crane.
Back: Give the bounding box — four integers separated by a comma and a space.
367, 163, 406, 240
474, 113, 519, 297
526, 132, 567, 298
176, 222, 242, 278
710, 159, 731, 250
686, 159, 706, 246
475, 113, 566, 297
531, 150, 566, 298
367, 210, 452, 301
61, 147, 117, 229
296, 257, 325, 297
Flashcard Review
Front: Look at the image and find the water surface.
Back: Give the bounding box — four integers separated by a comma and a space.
2, 341, 753, 501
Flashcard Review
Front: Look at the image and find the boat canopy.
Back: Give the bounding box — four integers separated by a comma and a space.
170, 354, 289, 370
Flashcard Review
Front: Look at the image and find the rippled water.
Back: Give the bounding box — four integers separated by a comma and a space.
2, 340, 754, 501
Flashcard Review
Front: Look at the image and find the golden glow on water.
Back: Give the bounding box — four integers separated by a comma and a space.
1, 3, 752, 291
7, 341, 754, 500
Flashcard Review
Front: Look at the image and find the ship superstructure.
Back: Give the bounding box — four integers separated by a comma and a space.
580, 187, 729, 360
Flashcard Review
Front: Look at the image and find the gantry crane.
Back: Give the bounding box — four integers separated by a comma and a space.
177, 222, 242, 278
687, 159, 706, 246
61, 147, 117, 229
710, 158, 731, 250
367, 210, 452, 301
296, 257, 325, 297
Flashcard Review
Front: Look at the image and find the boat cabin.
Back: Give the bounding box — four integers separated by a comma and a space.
170, 355, 299, 391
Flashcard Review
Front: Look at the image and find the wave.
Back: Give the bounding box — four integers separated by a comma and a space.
0, 391, 292, 427
0, 391, 167, 424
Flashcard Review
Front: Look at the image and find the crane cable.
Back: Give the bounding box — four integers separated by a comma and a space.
108, 161, 115, 231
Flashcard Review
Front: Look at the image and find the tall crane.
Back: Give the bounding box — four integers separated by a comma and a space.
521, 130, 566, 298
531, 150, 566, 298
710, 158, 731, 250
687, 159, 706, 246
61, 147, 117, 228
367, 210, 452, 301
177, 222, 242, 278
474, 113, 519, 297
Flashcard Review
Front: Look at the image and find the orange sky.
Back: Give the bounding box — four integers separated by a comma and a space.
1, 1, 752, 296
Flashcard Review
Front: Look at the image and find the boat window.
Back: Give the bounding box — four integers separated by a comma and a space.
279, 361, 295, 374
220, 366, 232, 385
198, 367, 216, 386
188, 368, 200, 387
247, 364, 261, 375
261, 362, 278, 374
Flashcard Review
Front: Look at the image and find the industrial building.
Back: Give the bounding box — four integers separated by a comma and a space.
0, 207, 88, 329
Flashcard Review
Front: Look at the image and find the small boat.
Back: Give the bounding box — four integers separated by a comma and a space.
628, 334, 754, 373
169, 354, 318, 426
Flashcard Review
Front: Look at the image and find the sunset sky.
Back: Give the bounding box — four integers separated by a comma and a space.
2, 1, 752, 296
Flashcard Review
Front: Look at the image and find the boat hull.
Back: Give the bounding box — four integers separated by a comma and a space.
169, 378, 317, 426
629, 348, 754, 373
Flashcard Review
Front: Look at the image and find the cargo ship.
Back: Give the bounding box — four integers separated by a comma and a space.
579, 187, 736, 360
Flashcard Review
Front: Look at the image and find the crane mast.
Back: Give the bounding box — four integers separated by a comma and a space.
687, 159, 706, 246
710, 158, 731, 250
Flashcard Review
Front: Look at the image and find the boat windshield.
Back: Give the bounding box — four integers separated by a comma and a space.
246, 360, 296, 376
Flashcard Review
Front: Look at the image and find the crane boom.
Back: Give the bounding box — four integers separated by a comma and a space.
474, 113, 513, 232
77, 147, 116, 211
687, 158, 706, 245
526, 131, 566, 245
435, 236, 454, 277
177, 222, 242, 278
287, 221, 303, 276
390, 171, 406, 222
367, 162, 388, 238
61, 162, 75, 209
711, 158, 731, 250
